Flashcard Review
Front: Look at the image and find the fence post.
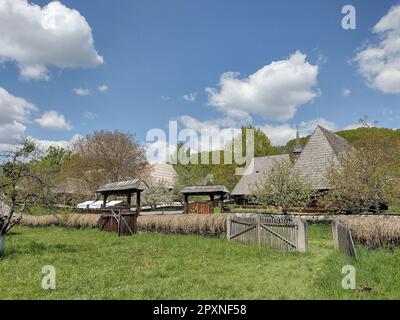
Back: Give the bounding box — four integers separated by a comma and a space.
226, 214, 232, 241
256, 214, 261, 246
332, 220, 339, 249
294, 218, 307, 252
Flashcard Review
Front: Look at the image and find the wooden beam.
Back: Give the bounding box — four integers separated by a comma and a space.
102, 193, 108, 208
184, 194, 189, 214
136, 192, 141, 216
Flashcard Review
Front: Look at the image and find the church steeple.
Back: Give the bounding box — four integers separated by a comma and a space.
293, 127, 302, 160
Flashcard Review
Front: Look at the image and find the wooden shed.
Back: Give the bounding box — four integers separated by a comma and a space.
96, 179, 148, 236
181, 185, 229, 214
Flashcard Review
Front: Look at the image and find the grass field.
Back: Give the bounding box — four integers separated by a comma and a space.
1, 224, 400, 299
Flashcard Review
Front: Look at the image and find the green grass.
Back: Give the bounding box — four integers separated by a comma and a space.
1, 224, 400, 299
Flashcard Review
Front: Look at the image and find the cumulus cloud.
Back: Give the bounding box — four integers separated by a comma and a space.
260, 118, 336, 146
206, 51, 319, 121
98, 84, 108, 92
73, 88, 90, 96
28, 134, 82, 151
342, 88, 351, 97
35, 110, 72, 130
0, 87, 37, 144
83, 111, 97, 120
355, 5, 400, 93
0, 0, 103, 80
183, 92, 197, 102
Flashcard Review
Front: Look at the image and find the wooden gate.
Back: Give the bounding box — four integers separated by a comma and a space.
187, 201, 213, 214
332, 220, 357, 259
227, 215, 307, 252
98, 208, 137, 236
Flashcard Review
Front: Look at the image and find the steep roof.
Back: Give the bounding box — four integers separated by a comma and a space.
97, 179, 148, 193
231, 154, 291, 196
293, 125, 350, 190
181, 185, 229, 195
52, 178, 92, 196
148, 162, 177, 189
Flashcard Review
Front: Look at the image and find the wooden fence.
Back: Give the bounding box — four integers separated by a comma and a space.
98, 208, 137, 236
187, 202, 214, 214
226, 214, 308, 252
332, 220, 357, 259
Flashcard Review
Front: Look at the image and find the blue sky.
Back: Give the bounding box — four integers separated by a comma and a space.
0, 0, 399, 153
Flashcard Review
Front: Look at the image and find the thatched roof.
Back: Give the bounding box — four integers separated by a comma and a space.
96, 179, 148, 193
231, 154, 291, 196
149, 162, 177, 189
52, 178, 92, 196
181, 185, 229, 195
293, 125, 350, 190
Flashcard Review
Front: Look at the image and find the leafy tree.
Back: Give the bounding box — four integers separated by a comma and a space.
0, 138, 56, 242
254, 160, 314, 214
142, 180, 173, 210
323, 130, 400, 213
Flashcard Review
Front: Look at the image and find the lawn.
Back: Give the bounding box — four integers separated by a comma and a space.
1, 224, 400, 299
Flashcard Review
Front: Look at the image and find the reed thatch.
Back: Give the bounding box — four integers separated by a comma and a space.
342, 216, 400, 248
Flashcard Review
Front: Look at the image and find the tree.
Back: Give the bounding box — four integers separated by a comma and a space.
62, 130, 149, 192
254, 160, 314, 214
323, 130, 400, 213
142, 180, 173, 211
0, 138, 56, 254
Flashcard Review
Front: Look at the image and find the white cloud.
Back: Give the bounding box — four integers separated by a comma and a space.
98, 84, 108, 92
35, 110, 72, 130
0, 87, 37, 144
83, 111, 97, 120
342, 88, 351, 97
355, 5, 400, 93
206, 51, 319, 121
183, 92, 197, 102
73, 88, 90, 96
161, 95, 171, 101
260, 118, 336, 146
28, 134, 82, 151
0, 0, 103, 80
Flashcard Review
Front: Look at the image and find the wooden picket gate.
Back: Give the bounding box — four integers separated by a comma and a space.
332, 220, 357, 259
227, 215, 307, 252
187, 201, 214, 214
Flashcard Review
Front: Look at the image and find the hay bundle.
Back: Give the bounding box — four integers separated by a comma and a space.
137, 214, 227, 236
342, 216, 400, 248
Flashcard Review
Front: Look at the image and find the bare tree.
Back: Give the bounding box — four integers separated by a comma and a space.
62, 130, 149, 192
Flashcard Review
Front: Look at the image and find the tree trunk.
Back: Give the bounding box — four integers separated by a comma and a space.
0, 235, 4, 257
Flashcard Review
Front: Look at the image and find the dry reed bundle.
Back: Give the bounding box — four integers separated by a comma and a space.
342, 216, 400, 248
137, 214, 227, 236
20, 214, 101, 229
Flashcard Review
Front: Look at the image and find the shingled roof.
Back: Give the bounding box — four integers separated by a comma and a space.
231, 154, 291, 196
96, 179, 148, 193
181, 185, 229, 195
148, 162, 177, 189
293, 125, 349, 190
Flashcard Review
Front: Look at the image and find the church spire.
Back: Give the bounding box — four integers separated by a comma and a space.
293, 126, 302, 160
